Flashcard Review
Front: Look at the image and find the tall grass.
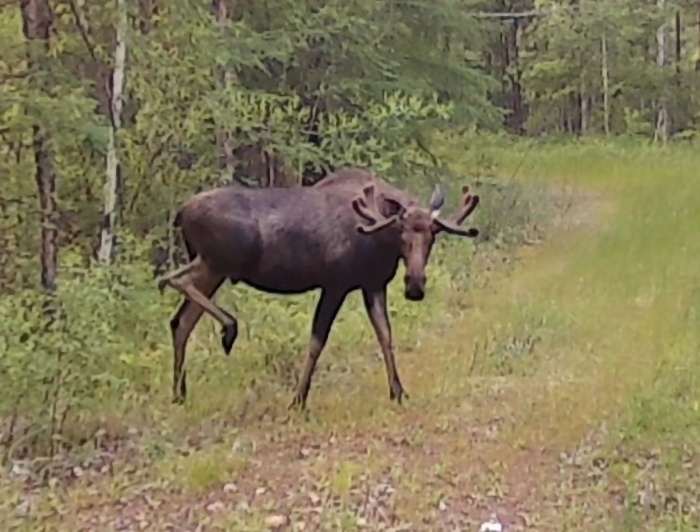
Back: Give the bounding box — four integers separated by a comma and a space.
483, 138, 700, 528
515, 139, 700, 432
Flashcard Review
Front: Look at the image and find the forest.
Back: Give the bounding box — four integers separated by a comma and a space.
2, 0, 700, 529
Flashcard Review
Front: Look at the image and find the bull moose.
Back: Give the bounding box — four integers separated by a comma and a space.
157, 168, 480, 408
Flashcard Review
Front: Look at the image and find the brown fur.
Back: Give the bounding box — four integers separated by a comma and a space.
158, 168, 480, 408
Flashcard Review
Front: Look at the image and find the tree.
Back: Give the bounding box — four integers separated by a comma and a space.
97, 0, 128, 264
655, 0, 669, 143
20, 0, 58, 292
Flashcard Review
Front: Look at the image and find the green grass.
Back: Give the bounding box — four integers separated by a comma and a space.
2, 136, 700, 530
433, 135, 700, 528
494, 138, 700, 528
514, 140, 700, 435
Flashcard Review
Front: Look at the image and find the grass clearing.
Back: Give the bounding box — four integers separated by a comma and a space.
490, 139, 700, 528
2, 138, 700, 530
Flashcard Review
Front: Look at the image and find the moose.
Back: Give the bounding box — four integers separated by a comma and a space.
157, 168, 480, 408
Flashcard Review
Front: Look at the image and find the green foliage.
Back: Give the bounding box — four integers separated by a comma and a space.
3, 0, 700, 280
1, 0, 502, 270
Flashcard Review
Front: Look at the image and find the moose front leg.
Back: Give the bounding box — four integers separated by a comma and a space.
362, 287, 408, 404
290, 289, 347, 410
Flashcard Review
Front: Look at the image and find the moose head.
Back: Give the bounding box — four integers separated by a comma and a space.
352, 183, 480, 301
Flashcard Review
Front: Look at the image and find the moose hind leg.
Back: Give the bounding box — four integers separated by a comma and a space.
163, 256, 238, 354
170, 277, 225, 404
157, 261, 194, 294
362, 288, 408, 404
219, 306, 238, 355
290, 289, 347, 410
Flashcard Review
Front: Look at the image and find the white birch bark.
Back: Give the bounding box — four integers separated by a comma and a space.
655, 0, 668, 144
98, 0, 127, 264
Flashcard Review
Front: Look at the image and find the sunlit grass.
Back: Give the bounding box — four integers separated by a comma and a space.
486, 140, 700, 528
509, 141, 700, 440
429, 134, 700, 527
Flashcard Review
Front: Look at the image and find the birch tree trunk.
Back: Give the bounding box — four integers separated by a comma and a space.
98, 0, 127, 264
601, 33, 610, 137
655, 0, 668, 144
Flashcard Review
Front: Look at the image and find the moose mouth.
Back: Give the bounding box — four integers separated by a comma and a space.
404, 289, 425, 302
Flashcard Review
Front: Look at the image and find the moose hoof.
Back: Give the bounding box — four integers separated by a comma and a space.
288, 393, 307, 411
389, 382, 408, 405
172, 394, 186, 405
220, 322, 238, 355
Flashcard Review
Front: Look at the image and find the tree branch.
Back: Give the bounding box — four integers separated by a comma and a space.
66, 0, 98, 62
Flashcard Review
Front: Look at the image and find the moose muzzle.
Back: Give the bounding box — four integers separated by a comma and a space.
403, 273, 426, 301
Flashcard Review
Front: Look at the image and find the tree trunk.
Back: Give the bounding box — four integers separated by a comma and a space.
671, 10, 683, 133
505, 17, 525, 134
211, 0, 238, 180
696, 0, 700, 72
20, 0, 58, 292
580, 77, 588, 135
675, 10, 681, 66
138, 0, 155, 34
98, 0, 127, 264
601, 33, 610, 137
655, 0, 668, 143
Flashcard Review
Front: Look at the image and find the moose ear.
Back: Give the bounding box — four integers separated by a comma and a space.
381, 197, 404, 217
428, 183, 445, 219
361, 184, 376, 197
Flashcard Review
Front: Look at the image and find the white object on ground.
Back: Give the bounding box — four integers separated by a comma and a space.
479, 516, 503, 532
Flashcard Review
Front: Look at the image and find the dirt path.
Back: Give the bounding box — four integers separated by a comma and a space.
6, 189, 619, 531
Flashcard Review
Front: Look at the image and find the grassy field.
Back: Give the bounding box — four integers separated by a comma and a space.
2, 138, 700, 531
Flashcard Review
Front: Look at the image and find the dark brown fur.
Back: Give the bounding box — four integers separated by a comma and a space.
158, 168, 480, 408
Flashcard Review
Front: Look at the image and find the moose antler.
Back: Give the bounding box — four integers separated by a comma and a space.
431, 184, 480, 237
352, 184, 401, 234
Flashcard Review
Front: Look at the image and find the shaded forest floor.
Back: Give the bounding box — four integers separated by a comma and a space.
4, 145, 700, 531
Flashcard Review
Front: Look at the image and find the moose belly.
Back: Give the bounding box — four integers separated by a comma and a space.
239, 237, 399, 295
240, 272, 323, 295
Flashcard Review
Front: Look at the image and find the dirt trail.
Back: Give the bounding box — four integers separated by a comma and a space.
8, 189, 616, 531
